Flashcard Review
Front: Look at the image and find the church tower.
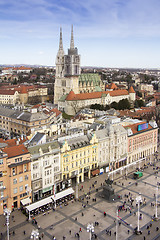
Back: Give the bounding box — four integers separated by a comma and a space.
55, 27, 64, 78
54, 26, 80, 104
64, 25, 81, 76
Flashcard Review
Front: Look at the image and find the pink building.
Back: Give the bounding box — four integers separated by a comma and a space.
125, 120, 158, 164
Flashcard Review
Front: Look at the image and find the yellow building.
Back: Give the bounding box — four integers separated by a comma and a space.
0, 142, 31, 214
59, 133, 98, 186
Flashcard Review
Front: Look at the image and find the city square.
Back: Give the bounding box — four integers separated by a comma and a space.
0, 148, 160, 240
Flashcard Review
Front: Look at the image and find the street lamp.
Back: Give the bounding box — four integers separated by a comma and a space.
75, 171, 79, 199
135, 194, 142, 235
3, 208, 11, 240
153, 184, 159, 221
30, 229, 39, 240
26, 186, 32, 220
116, 207, 118, 240
87, 223, 94, 240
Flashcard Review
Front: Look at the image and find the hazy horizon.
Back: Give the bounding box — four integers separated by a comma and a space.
1, 0, 160, 69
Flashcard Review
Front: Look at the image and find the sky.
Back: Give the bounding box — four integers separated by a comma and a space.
0, 0, 160, 68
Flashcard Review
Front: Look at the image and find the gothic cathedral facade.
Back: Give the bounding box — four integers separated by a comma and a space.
54, 26, 105, 105
54, 26, 80, 104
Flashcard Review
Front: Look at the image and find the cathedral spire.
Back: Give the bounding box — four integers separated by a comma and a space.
70, 25, 74, 49
59, 27, 63, 51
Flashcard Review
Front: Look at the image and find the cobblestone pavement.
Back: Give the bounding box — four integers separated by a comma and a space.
0, 147, 160, 240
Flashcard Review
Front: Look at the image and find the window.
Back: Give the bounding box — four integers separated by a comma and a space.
13, 188, 18, 194
19, 186, 23, 192
12, 168, 15, 176
0, 171, 3, 177
0, 159, 3, 165
25, 175, 28, 181
1, 191, 4, 198
15, 157, 22, 163
0, 181, 3, 187
72, 163, 74, 168
13, 179, 17, 184
19, 176, 23, 183
24, 164, 27, 172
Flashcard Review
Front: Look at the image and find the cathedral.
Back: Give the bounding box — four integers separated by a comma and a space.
54, 26, 105, 104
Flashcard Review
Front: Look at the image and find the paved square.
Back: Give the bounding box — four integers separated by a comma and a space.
0, 154, 160, 240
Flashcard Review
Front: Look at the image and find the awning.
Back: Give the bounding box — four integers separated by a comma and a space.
26, 196, 52, 212
91, 169, 100, 176
25, 187, 74, 212
21, 197, 31, 206
53, 187, 74, 201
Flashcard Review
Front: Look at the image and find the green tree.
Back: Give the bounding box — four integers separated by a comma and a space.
105, 105, 110, 110
134, 99, 145, 108
110, 101, 118, 110
118, 99, 131, 110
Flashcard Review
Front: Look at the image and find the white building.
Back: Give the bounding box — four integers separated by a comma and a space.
95, 124, 128, 172
28, 140, 61, 202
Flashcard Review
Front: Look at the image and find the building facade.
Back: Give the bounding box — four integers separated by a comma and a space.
0, 106, 59, 138
54, 26, 105, 104
125, 120, 158, 164
28, 141, 61, 202
95, 124, 127, 172
59, 133, 98, 186
0, 143, 31, 214
59, 88, 135, 115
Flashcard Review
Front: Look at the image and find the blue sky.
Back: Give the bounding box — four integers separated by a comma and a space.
0, 0, 160, 68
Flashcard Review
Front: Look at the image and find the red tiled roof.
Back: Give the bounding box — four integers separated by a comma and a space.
106, 83, 118, 90
124, 121, 153, 134
129, 86, 135, 93
66, 89, 129, 101
0, 89, 17, 95
20, 85, 28, 94
51, 108, 62, 117
0, 137, 28, 147
3, 144, 29, 158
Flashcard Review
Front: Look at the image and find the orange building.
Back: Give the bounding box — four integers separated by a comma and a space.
0, 142, 31, 215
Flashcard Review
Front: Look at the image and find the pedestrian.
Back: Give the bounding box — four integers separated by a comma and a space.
156, 227, 159, 231
69, 230, 71, 235
13, 230, 15, 235
23, 230, 26, 235
128, 230, 130, 234
148, 230, 150, 235
144, 236, 146, 240
82, 212, 84, 216
110, 230, 111, 236
63, 236, 65, 240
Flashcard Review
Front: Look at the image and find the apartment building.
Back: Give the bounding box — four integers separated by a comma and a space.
0, 84, 48, 105
0, 143, 31, 215
28, 140, 61, 202
125, 120, 158, 164
59, 133, 98, 187
95, 124, 127, 172
0, 106, 58, 138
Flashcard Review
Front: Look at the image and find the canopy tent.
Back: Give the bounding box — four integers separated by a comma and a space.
26, 187, 74, 213
21, 197, 31, 206
53, 187, 74, 201
26, 196, 52, 212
